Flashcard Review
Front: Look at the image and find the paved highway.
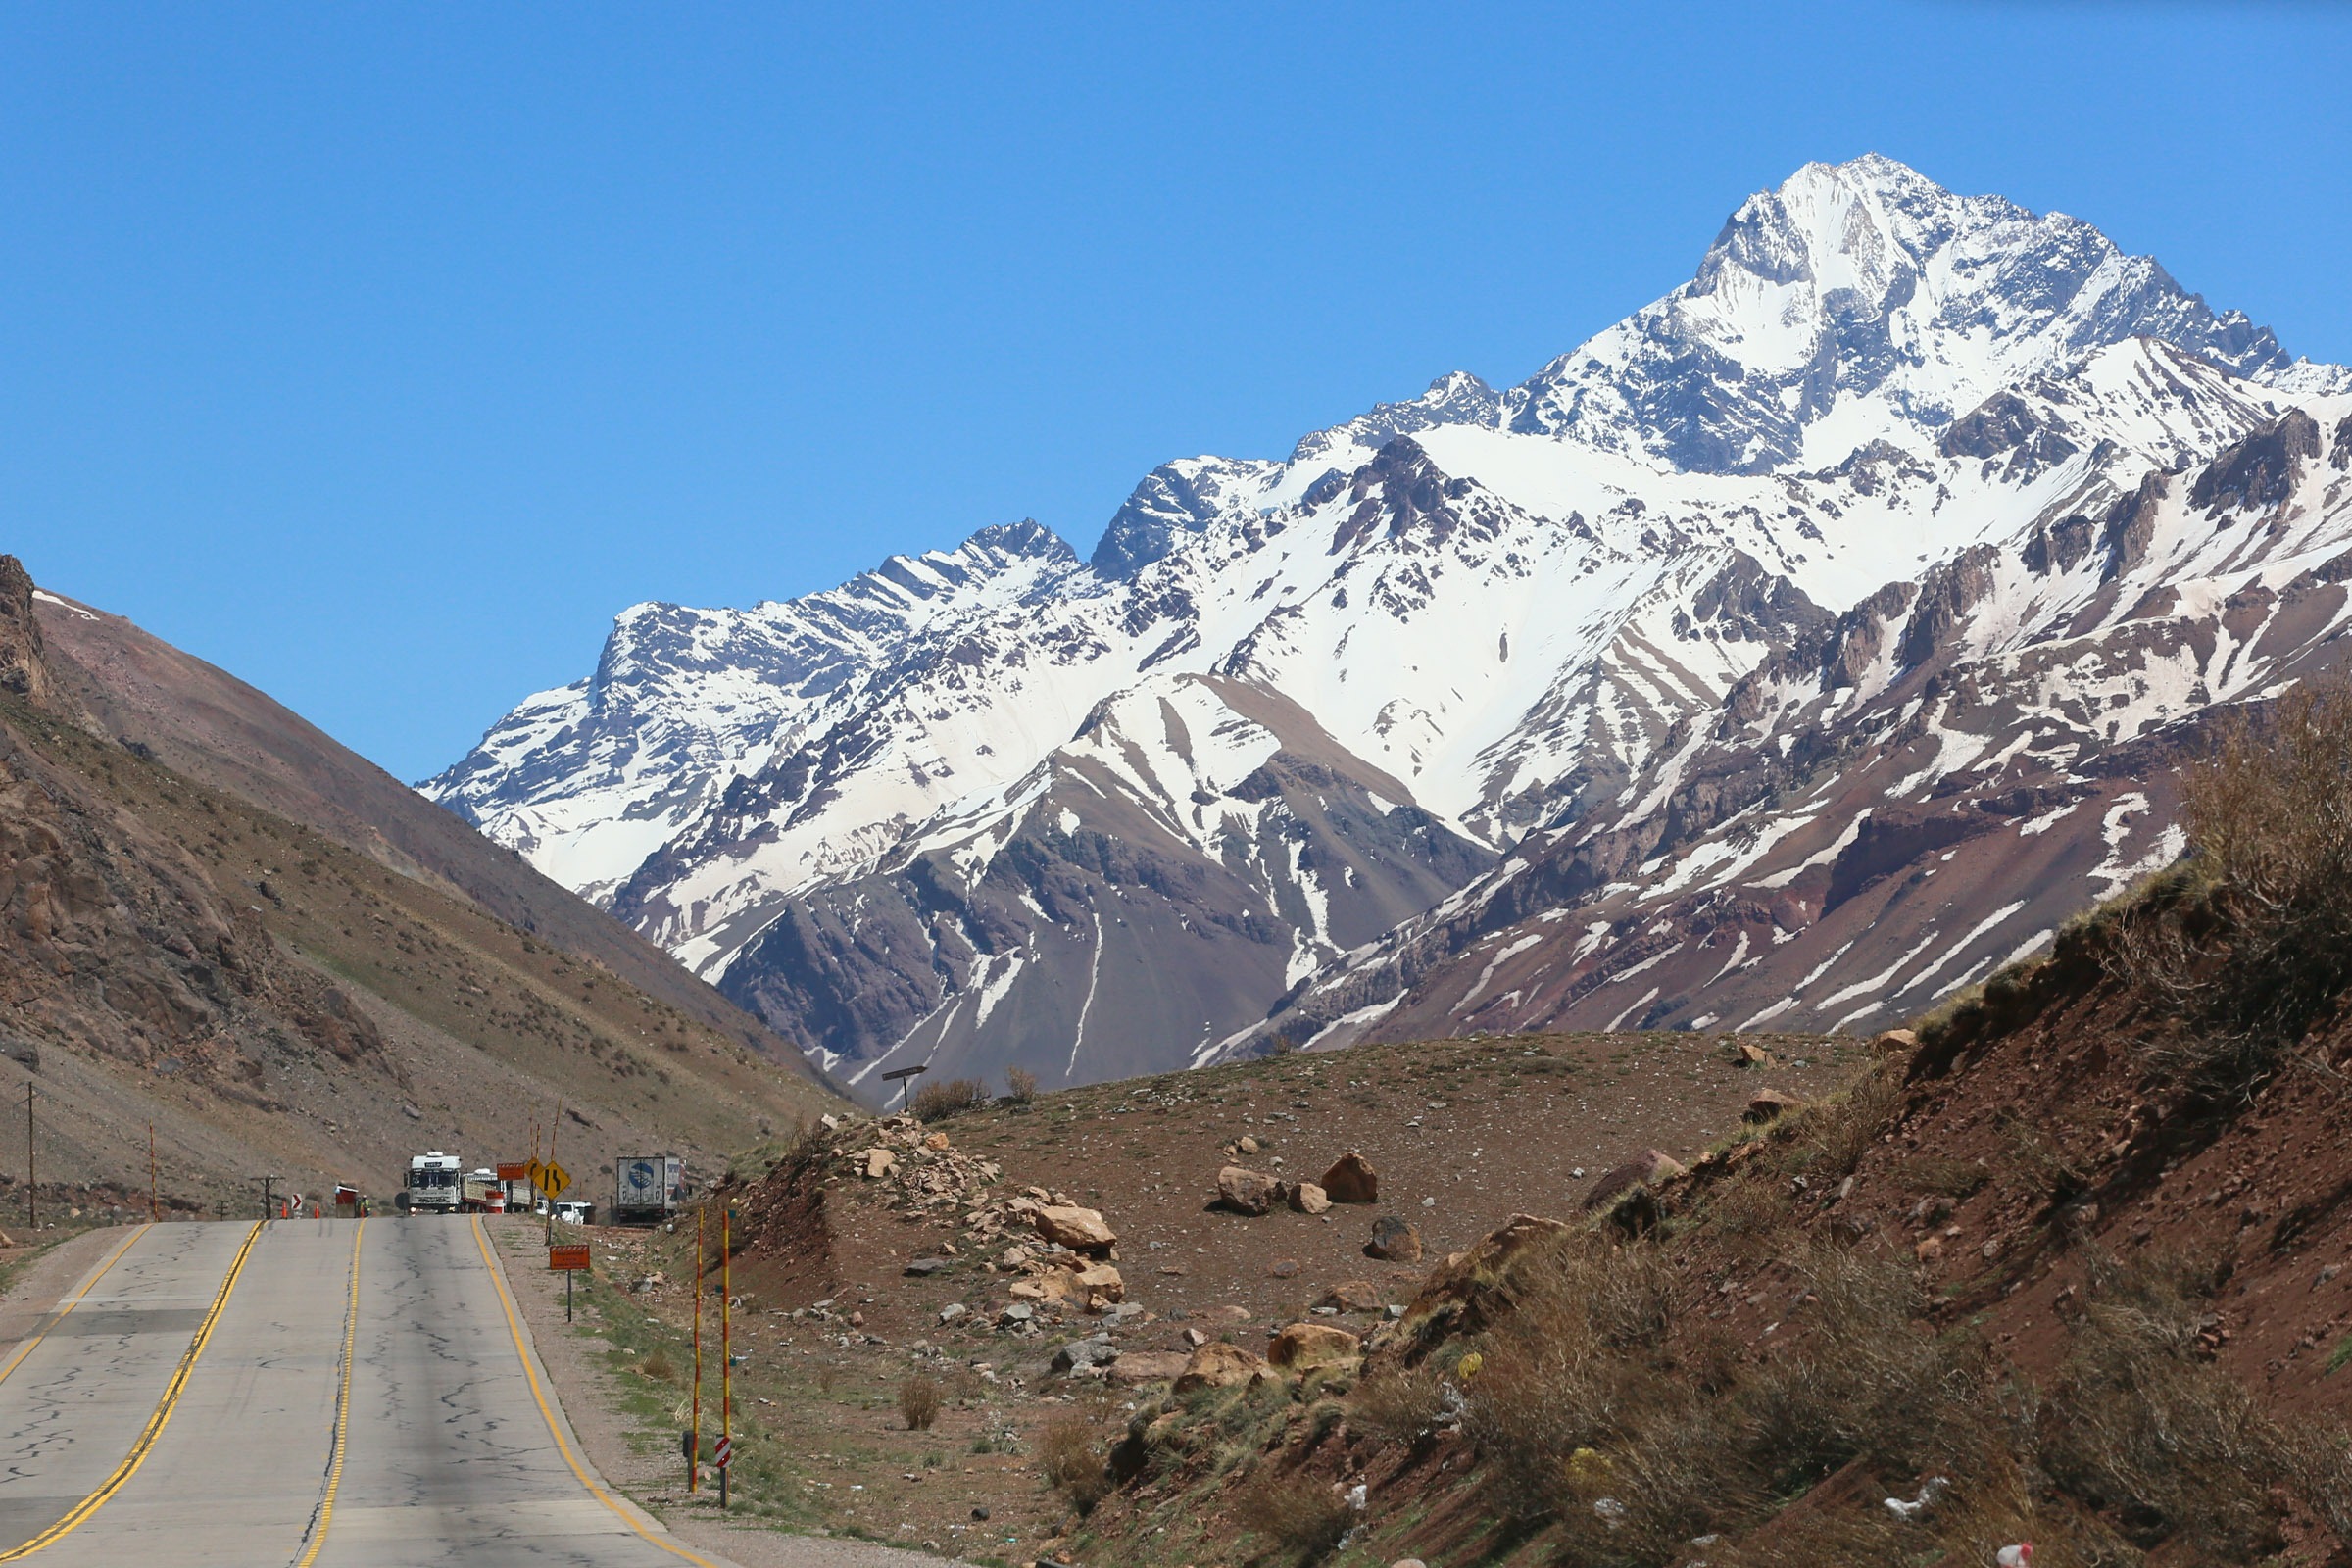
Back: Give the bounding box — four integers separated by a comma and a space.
0, 1218, 737, 1567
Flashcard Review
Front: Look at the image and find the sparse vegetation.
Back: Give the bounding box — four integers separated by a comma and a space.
1004, 1065, 1038, 1103
913, 1076, 991, 1122
639, 1348, 675, 1383
898, 1374, 941, 1431
2114, 673, 2352, 1098
1039, 1410, 1110, 1512
1234, 1467, 1351, 1562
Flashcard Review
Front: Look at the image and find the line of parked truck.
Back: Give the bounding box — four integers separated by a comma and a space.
395, 1150, 688, 1225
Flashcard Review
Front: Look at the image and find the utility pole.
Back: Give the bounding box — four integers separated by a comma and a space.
720, 1202, 732, 1510
255, 1174, 278, 1223
689, 1205, 703, 1494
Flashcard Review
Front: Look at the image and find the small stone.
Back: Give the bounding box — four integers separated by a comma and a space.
1236, 1135, 1260, 1156
1269, 1258, 1300, 1278
1182, 1327, 1207, 1348
863, 1149, 899, 1180
1172, 1341, 1269, 1393
1287, 1181, 1331, 1215
1266, 1322, 1361, 1371
1216, 1166, 1280, 1216
1737, 1042, 1777, 1069
1320, 1152, 1379, 1203
1316, 1280, 1382, 1314
1365, 1216, 1422, 1263
1033, 1205, 1116, 1253
849, 1309, 865, 1328
904, 1256, 953, 1276
939, 1302, 968, 1324
971, 1506, 990, 1522
1873, 1028, 1919, 1054
924, 1132, 951, 1151
998, 1303, 1034, 1326
1914, 1236, 1945, 1264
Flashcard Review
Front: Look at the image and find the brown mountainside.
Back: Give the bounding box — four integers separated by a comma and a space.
0, 558, 842, 1220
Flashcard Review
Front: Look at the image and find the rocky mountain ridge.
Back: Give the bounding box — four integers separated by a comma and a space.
424, 155, 2352, 1098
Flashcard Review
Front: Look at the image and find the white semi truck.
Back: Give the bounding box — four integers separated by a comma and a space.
403, 1151, 463, 1214
613, 1154, 685, 1224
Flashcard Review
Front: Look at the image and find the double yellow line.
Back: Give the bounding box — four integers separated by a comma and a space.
294, 1219, 366, 1568
0, 1222, 263, 1560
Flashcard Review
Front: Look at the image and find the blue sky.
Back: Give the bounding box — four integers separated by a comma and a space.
4, 4, 2347, 781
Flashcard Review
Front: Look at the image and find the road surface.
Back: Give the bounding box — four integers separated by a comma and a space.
0, 1217, 741, 1567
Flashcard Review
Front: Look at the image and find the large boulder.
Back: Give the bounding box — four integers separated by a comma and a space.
1287, 1181, 1332, 1215
1072, 1263, 1125, 1309
1320, 1152, 1380, 1203
1365, 1216, 1422, 1263
1267, 1322, 1362, 1371
1173, 1341, 1270, 1393
1216, 1166, 1280, 1216
1033, 1204, 1116, 1253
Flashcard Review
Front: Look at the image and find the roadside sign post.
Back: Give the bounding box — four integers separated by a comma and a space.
714, 1435, 733, 1509
549, 1243, 589, 1321
880, 1063, 929, 1115
148, 1122, 158, 1224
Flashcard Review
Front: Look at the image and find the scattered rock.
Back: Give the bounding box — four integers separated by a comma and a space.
1182, 1327, 1207, 1348
938, 1302, 968, 1324
1365, 1216, 1422, 1263
904, 1256, 953, 1277
1172, 1341, 1269, 1393
1316, 1280, 1382, 1314
1267, 1322, 1361, 1371
1033, 1204, 1116, 1253
1873, 1028, 1919, 1054
923, 1131, 951, 1152
1072, 1263, 1125, 1310
1052, 1335, 1119, 1373
1583, 1150, 1689, 1212
1914, 1235, 1945, 1264
998, 1303, 1034, 1326
1287, 1181, 1331, 1215
1268, 1258, 1300, 1278
1320, 1152, 1380, 1203
1107, 1349, 1190, 1386
1216, 1166, 1280, 1216
862, 1149, 899, 1180
1744, 1088, 1808, 1124
1736, 1042, 1777, 1069
1235, 1135, 1260, 1156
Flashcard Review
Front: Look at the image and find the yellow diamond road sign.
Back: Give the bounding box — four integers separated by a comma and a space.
525, 1158, 547, 1190
541, 1162, 571, 1199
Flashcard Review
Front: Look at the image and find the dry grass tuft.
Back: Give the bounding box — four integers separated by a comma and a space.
913, 1077, 992, 1122
898, 1374, 941, 1432
1004, 1066, 1039, 1103
640, 1348, 676, 1384
1038, 1411, 1109, 1512
1235, 1469, 1352, 1562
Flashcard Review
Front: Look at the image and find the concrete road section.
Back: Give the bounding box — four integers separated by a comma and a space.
0, 1222, 256, 1556
29, 1216, 352, 1568
314, 1216, 727, 1568
0, 1218, 740, 1568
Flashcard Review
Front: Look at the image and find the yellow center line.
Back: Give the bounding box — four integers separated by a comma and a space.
293, 1219, 366, 1568
469, 1217, 723, 1568
0, 1220, 263, 1561
0, 1224, 149, 1390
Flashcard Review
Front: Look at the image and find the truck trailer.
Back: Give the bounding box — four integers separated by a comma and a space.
612, 1155, 685, 1224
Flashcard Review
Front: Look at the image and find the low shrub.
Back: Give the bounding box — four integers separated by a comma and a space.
1038, 1412, 1109, 1512
1347, 1362, 1448, 1443
912, 1077, 990, 1123
1004, 1066, 1039, 1103
898, 1375, 941, 1432
1235, 1468, 1352, 1562
640, 1348, 676, 1383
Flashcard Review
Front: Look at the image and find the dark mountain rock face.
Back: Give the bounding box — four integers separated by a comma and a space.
425, 156, 2352, 1100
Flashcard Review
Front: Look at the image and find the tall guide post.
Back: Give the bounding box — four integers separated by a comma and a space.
148, 1123, 157, 1223
689, 1205, 703, 1493
544, 1102, 561, 1247
720, 1203, 732, 1510
24, 1084, 32, 1233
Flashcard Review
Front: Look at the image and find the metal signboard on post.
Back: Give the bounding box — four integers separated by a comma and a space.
880, 1062, 929, 1114
549, 1243, 589, 1319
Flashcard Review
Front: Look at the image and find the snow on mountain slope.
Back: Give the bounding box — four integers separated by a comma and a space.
423, 155, 2350, 1098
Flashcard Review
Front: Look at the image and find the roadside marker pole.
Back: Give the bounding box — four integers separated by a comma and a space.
147, 1124, 157, 1224
24, 1084, 33, 1233
689, 1205, 702, 1493
545, 1102, 562, 1248
719, 1203, 732, 1511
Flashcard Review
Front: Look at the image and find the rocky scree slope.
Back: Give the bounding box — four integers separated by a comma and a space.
425, 155, 2352, 1098
0, 558, 840, 1216
1060, 889, 2352, 1566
